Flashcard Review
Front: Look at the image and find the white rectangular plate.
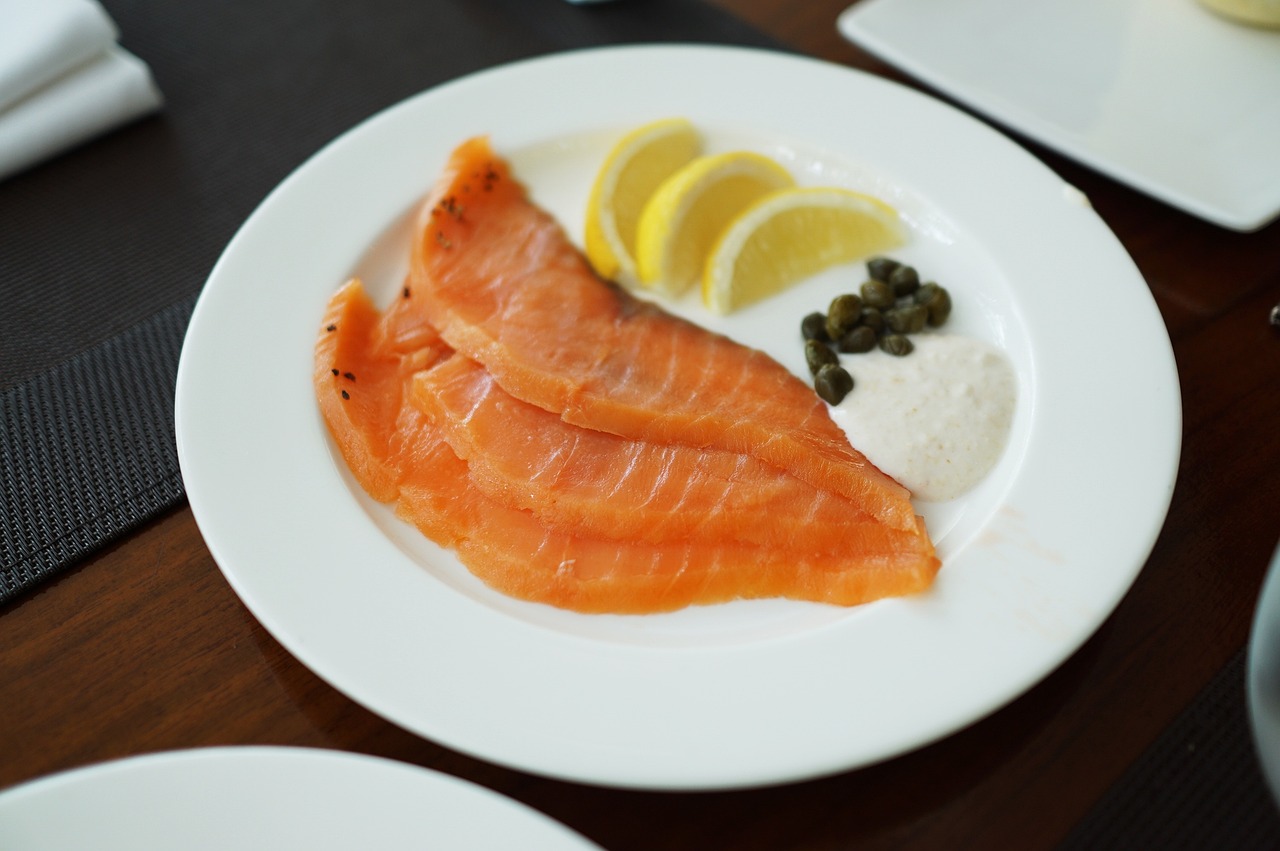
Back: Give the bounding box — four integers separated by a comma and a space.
839, 0, 1280, 231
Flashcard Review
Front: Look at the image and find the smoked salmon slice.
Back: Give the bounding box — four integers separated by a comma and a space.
409, 136, 918, 532
315, 279, 940, 613
394, 430, 937, 613
413, 354, 905, 554
314, 278, 450, 502
400, 450, 939, 613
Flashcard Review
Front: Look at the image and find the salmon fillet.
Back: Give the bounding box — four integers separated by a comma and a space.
395, 435, 937, 613
414, 354, 906, 554
315, 279, 940, 613
409, 136, 918, 532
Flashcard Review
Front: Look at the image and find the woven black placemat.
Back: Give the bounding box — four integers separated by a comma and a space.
1060, 646, 1280, 850
0, 301, 191, 598
0, 0, 783, 604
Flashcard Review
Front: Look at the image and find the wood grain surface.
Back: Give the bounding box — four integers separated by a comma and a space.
3, 1, 1278, 848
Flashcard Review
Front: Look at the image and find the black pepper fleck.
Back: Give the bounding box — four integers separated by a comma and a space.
439, 195, 464, 220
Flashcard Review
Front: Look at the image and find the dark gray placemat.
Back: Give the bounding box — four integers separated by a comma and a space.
0, 0, 784, 604
0, 301, 191, 598
1060, 647, 1280, 850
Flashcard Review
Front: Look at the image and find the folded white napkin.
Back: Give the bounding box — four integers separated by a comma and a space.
0, 0, 162, 181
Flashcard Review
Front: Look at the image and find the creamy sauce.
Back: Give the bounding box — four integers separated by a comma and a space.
829, 334, 1017, 502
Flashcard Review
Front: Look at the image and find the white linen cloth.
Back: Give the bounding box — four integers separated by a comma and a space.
0, 0, 162, 181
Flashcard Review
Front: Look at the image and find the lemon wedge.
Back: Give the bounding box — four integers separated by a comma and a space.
703, 187, 906, 314
584, 118, 701, 284
635, 151, 795, 297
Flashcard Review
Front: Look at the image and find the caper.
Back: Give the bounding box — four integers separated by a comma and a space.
885, 304, 928, 334
860, 279, 895, 309
824, 294, 863, 340
914, 282, 939, 306
922, 284, 951, 326
866, 256, 900, 283
838, 325, 877, 354
804, 339, 839, 375
814, 362, 854, 404
859, 306, 884, 334
889, 265, 919, 297
801, 311, 830, 342
879, 333, 914, 357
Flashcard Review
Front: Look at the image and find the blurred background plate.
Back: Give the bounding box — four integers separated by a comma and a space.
839, 0, 1280, 231
0, 747, 599, 850
1249, 541, 1280, 805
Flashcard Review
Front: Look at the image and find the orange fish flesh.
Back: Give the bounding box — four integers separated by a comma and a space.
409, 137, 918, 532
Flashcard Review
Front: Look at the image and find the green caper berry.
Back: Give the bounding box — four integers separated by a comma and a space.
866, 256, 900, 283
924, 285, 952, 327
824, 294, 864, 340
804, 339, 839, 375
814, 362, 854, 404
860, 279, 895, 309
889, 265, 919, 297
914, 282, 939, 306
859, 306, 884, 334
885, 304, 928, 334
838, 325, 877, 354
801, 312, 830, 342
879, 333, 914, 357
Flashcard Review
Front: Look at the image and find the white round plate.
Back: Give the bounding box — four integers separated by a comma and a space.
175, 45, 1180, 790
0, 747, 597, 849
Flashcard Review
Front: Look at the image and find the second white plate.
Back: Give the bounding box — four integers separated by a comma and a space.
840, 0, 1280, 231
0, 748, 597, 849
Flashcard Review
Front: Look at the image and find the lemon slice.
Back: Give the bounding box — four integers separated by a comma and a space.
703, 187, 906, 314
635, 151, 795, 297
584, 118, 701, 284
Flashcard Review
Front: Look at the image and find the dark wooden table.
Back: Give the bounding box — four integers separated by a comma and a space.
3, 1, 1278, 847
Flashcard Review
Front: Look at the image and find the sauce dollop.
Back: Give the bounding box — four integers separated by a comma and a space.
830, 334, 1016, 502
